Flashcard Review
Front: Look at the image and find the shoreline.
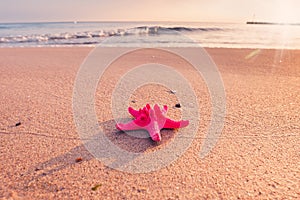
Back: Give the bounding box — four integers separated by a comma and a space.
1, 46, 300, 50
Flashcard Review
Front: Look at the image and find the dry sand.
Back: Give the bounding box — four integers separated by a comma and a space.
0, 47, 299, 199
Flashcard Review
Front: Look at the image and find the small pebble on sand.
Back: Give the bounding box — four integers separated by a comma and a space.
168, 90, 176, 94
175, 103, 181, 108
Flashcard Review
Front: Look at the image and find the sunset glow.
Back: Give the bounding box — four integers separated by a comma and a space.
0, 0, 299, 23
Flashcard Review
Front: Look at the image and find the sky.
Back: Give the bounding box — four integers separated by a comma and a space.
0, 0, 299, 23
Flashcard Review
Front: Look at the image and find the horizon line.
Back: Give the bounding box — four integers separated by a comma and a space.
0, 20, 243, 24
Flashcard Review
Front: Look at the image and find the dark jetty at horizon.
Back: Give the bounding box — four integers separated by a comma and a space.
247, 21, 300, 26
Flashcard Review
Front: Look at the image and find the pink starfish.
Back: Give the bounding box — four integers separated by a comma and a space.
115, 104, 189, 142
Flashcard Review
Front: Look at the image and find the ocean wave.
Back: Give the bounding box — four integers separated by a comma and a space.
135, 26, 222, 32
132, 26, 222, 34
0, 25, 222, 45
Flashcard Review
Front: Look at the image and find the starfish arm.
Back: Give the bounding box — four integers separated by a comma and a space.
145, 121, 162, 142
153, 104, 167, 128
128, 107, 140, 118
163, 118, 189, 129
116, 121, 143, 131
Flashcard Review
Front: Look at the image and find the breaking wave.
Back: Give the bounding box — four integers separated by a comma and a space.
0, 25, 223, 46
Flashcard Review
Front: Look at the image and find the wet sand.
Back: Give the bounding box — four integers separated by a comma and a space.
0, 47, 299, 199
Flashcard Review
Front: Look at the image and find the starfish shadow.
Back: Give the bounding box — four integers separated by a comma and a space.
24, 118, 177, 180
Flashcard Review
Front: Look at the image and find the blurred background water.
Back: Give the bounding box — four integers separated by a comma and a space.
0, 21, 299, 49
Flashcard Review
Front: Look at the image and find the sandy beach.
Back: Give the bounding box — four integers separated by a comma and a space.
0, 47, 299, 199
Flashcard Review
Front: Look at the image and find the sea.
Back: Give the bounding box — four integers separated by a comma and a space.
0, 21, 300, 49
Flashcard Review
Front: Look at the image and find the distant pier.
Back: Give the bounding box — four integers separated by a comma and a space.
246, 21, 300, 26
